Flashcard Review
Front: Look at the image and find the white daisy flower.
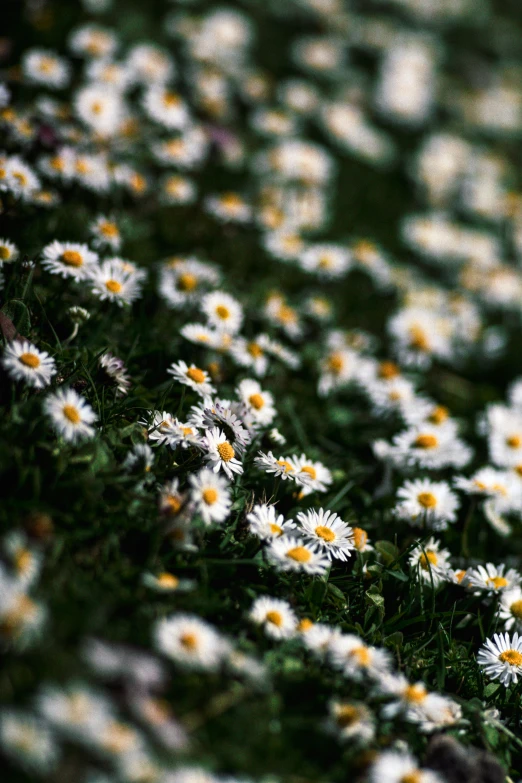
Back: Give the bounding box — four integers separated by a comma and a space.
68, 25, 117, 59
477, 632, 522, 686
0, 238, 19, 263
89, 258, 144, 305
3, 532, 42, 588
2, 340, 56, 389
246, 503, 294, 540
229, 335, 272, 377
126, 43, 174, 85
201, 291, 244, 334
287, 454, 333, 495
5, 157, 41, 201
143, 86, 189, 129
202, 427, 243, 480
122, 444, 154, 473
352, 526, 373, 553
454, 467, 522, 514
41, 240, 98, 280
98, 352, 130, 396
36, 683, 113, 741
161, 174, 197, 205
142, 572, 195, 593
0, 710, 58, 773
266, 535, 330, 576
254, 451, 300, 481
409, 537, 451, 587
153, 614, 228, 671
379, 673, 431, 719
249, 596, 297, 640
465, 563, 520, 594
180, 324, 232, 351
74, 83, 124, 137
298, 243, 351, 279
204, 192, 252, 223
369, 750, 442, 783
326, 701, 375, 743
188, 468, 232, 526
318, 347, 362, 396
167, 360, 215, 399
90, 216, 122, 251
158, 479, 187, 518
329, 634, 392, 680
22, 49, 70, 89
296, 508, 354, 561
236, 379, 276, 427
301, 623, 340, 658
44, 388, 97, 443
383, 425, 472, 471
499, 587, 522, 632
395, 478, 460, 531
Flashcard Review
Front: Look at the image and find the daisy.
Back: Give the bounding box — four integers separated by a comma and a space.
329, 634, 392, 680
296, 508, 354, 561
466, 563, 520, 594
195, 401, 251, 453
352, 526, 373, 553
168, 360, 215, 399
266, 535, 330, 576
0, 578, 46, 647
188, 469, 232, 526
369, 751, 442, 783
2, 340, 56, 389
41, 240, 98, 280
90, 216, 122, 251
0, 238, 19, 263
204, 192, 252, 223
158, 479, 187, 518
326, 701, 375, 743
153, 614, 227, 671
22, 49, 70, 89
89, 259, 143, 305
36, 683, 113, 741
287, 454, 333, 495
126, 43, 174, 84
302, 623, 340, 658
162, 174, 197, 206
3, 532, 42, 588
499, 588, 522, 632
229, 335, 272, 377
254, 451, 300, 481
122, 444, 154, 473
44, 388, 97, 443
201, 291, 244, 334
384, 425, 473, 471
68, 25, 117, 59
5, 157, 41, 201
143, 86, 189, 129
0, 710, 58, 774
379, 674, 431, 719
74, 84, 124, 137
478, 632, 522, 686
263, 229, 306, 262
249, 596, 297, 640
395, 478, 460, 531
158, 257, 219, 307
236, 379, 276, 427
454, 467, 522, 514
98, 352, 130, 396
202, 427, 243, 480
409, 537, 451, 587
246, 503, 294, 540
180, 324, 231, 351
298, 243, 351, 279
318, 347, 362, 396
142, 572, 195, 593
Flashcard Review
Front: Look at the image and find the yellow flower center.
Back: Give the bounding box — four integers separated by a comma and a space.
247, 342, 263, 358
404, 684, 427, 703
249, 393, 265, 410
186, 367, 206, 384
61, 250, 83, 267
428, 405, 449, 425
278, 305, 297, 324
165, 495, 182, 515
352, 527, 367, 551
14, 549, 32, 574
510, 600, 522, 619
202, 488, 218, 505
180, 632, 198, 650
269, 523, 283, 536
13, 172, 28, 186
0, 245, 11, 260
315, 525, 336, 542
419, 551, 438, 570
300, 465, 317, 480
417, 492, 437, 509
156, 572, 179, 589
318, 254, 333, 269
221, 192, 242, 210
19, 352, 41, 369
105, 279, 122, 294
63, 405, 81, 424
163, 92, 181, 108
409, 325, 430, 352
351, 646, 371, 666
298, 618, 314, 632
454, 570, 466, 583
515, 465, 522, 477
276, 459, 294, 473
414, 434, 439, 449
266, 610, 283, 627
506, 434, 522, 449
286, 546, 312, 563
326, 352, 344, 374
401, 773, 422, 783
487, 576, 508, 589
335, 705, 360, 727
91, 100, 104, 116
100, 221, 119, 238
216, 305, 230, 320
217, 441, 235, 462
130, 173, 146, 193
177, 273, 198, 292
181, 427, 193, 437
499, 649, 522, 666
165, 139, 185, 156
378, 361, 400, 379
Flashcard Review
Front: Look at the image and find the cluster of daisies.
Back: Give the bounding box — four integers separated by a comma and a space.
2, 0, 522, 781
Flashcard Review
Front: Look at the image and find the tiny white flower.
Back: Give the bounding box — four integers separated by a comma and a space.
296, 508, 354, 561
44, 388, 97, 443
249, 596, 297, 639
478, 632, 522, 686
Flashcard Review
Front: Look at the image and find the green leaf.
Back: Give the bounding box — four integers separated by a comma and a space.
375, 540, 399, 565
1, 300, 31, 336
